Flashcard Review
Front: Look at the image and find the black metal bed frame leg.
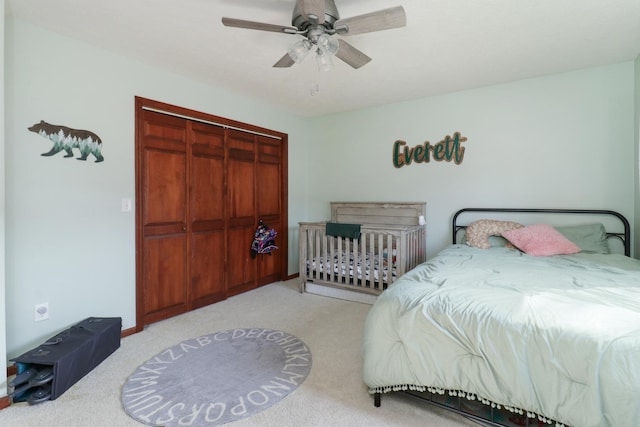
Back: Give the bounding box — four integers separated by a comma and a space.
374, 392, 381, 407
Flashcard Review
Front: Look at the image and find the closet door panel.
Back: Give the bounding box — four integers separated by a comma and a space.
227, 227, 255, 295
144, 150, 187, 227
257, 229, 284, 286
190, 231, 225, 305
191, 124, 224, 220
140, 111, 189, 324
257, 161, 280, 216
228, 160, 255, 219
143, 235, 187, 324
142, 111, 187, 229
257, 138, 281, 218
256, 138, 283, 286
227, 130, 256, 295
189, 123, 226, 306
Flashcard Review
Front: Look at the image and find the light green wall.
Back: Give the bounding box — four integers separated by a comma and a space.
4, 18, 310, 358
0, 0, 7, 398
635, 55, 640, 259
308, 63, 636, 258
3, 16, 638, 364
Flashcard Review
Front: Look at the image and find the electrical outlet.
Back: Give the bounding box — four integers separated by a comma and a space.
34, 303, 49, 321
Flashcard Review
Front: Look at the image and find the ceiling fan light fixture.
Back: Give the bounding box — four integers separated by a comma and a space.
317, 34, 339, 56
316, 48, 334, 72
288, 38, 312, 63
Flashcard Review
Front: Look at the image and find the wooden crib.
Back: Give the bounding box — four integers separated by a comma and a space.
299, 202, 427, 304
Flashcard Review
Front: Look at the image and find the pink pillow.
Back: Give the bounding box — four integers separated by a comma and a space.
502, 224, 581, 256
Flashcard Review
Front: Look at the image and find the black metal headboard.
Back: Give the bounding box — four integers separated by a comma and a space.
452, 208, 631, 257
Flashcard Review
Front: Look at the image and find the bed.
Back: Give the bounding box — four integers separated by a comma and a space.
299, 202, 427, 304
363, 208, 639, 427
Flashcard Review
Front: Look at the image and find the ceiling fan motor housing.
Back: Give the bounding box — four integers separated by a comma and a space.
292, 0, 339, 30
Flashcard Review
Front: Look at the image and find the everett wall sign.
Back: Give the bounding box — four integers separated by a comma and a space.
393, 132, 467, 168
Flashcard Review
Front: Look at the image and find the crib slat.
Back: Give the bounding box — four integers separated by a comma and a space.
345, 237, 351, 284
412, 229, 417, 266
352, 234, 359, 287
337, 236, 343, 283
398, 232, 406, 278
369, 234, 375, 287
406, 228, 413, 271
413, 230, 418, 265
306, 227, 312, 279
386, 234, 393, 288
376, 234, 383, 291
314, 229, 320, 280
308, 228, 316, 282
299, 225, 308, 291
360, 232, 367, 287
327, 235, 333, 282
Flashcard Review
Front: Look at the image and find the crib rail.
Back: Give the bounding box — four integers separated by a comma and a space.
299, 222, 426, 296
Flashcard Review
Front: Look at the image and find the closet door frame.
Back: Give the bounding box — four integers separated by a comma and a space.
134, 97, 288, 332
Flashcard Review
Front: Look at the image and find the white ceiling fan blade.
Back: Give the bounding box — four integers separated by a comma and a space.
273, 53, 295, 68
298, 0, 325, 24
334, 6, 406, 36
222, 17, 298, 34
335, 39, 372, 69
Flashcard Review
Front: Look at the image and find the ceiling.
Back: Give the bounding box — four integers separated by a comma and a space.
6, 0, 640, 117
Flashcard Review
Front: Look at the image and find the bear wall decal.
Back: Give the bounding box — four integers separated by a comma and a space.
28, 120, 104, 163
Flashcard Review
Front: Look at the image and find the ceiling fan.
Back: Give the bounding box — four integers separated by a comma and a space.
221, 0, 406, 70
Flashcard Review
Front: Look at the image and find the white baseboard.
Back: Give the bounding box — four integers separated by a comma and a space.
304, 282, 377, 305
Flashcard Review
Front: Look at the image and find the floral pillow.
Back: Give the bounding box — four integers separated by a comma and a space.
502, 224, 581, 256
465, 219, 524, 249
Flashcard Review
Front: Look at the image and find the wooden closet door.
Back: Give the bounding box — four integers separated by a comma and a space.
189, 122, 226, 308
256, 136, 283, 286
139, 110, 189, 324
226, 130, 257, 296
136, 97, 288, 330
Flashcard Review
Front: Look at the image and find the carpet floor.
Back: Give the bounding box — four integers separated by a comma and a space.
3, 279, 477, 427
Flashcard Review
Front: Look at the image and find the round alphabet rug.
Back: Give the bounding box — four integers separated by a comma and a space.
122, 328, 312, 426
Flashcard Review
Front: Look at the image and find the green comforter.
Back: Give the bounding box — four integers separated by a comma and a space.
362, 245, 640, 427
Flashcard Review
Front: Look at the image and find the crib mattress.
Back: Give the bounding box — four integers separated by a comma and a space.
307, 252, 396, 283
